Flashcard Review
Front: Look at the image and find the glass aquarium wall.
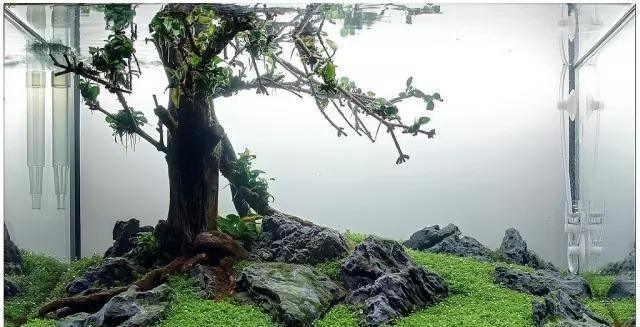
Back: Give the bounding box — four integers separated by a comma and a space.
3, 5, 77, 260
576, 8, 635, 269
76, 4, 572, 266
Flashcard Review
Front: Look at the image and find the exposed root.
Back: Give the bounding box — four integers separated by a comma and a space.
38, 253, 208, 318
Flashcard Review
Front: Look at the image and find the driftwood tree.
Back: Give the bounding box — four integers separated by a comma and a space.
49, 3, 443, 255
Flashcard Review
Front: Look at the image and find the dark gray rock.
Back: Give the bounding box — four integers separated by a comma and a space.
404, 223, 460, 250
532, 290, 608, 327
4, 223, 23, 274
405, 224, 493, 261
250, 213, 349, 265
500, 228, 557, 270
341, 238, 448, 326
4, 276, 20, 298
104, 219, 154, 258
66, 257, 143, 296
601, 248, 635, 275
55, 312, 91, 327
607, 274, 635, 299
62, 284, 171, 327
189, 264, 216, 299
236, 262, 345, 327
494, 267, 592, 297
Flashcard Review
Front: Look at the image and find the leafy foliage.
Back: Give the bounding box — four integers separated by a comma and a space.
314, 259, 344, 281
217, 213, 260, 241
581, 273, 636, 326
126, 231, 159, 265
4, 252, 102, 327
104, 4, 136, 31
232, 149, 274, 203
105, 109, 148, 147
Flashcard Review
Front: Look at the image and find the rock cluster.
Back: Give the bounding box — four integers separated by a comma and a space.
104, 219, 154, 258
236, 262, 344, 327
601, 247, 635, 275
57, 284, 170, 327
607, 274, 635, 299
250, 214, 349, 265
66, 257, 144, 296
494, 266, 592, 298
341, 238, 448, 326
4, 223, 23, 274
500, 228, 557, 270
532, 290, 608, 327
4, 277, 20, 298
404, 223, 493, 261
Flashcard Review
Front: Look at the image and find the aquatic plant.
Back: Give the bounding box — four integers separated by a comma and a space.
217, 213, 260, 241
126, 231, 159, 265
47, 3, 444, 259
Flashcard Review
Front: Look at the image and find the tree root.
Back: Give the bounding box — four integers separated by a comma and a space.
38, 253, 208, 318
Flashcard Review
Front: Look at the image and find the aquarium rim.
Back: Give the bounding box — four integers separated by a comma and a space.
4, 6, 83, 261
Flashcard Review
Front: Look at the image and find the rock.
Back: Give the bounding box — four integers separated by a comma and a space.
4, 223, 23, 274
341, 238, 448, 326
404, 223, 461, 250
500, 228, 557, 270
601, 248, 635, 275
404, 224, 493, 261
250, 213, 349, 265
4, 276, 20, 298
189, 264, 216, 299
494, 267, 591, 297
195, 231, 248, 261
55, 312, 91, 327
236, 262, 344, 327
104, 219, 154, 258
607, 274, 635, 299
532, 290, 608, 327
62, 284, 171, 327
66, 257, 144, 296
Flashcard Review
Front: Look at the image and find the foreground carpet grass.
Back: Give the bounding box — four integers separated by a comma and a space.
12, 234, 635, 327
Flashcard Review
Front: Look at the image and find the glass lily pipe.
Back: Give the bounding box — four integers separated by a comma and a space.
565, 200, 605, 273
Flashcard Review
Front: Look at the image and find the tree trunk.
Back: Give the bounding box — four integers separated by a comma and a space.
165, 95, 222, 254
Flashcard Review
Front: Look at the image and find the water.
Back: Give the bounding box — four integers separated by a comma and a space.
3, 1, 634, 283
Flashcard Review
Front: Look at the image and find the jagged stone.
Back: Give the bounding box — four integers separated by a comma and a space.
341, 238, 448, 326
4, 223, 23, 274
607, 274, 635, 299
532, 290, 608, 327
500, 228, 557, 270
104, 219, 154, 258
236, 262, 344, 327
250, 214, 349, 265
66, 257, 144, 296
4, 276, 20, 298
494, 267, 591, 297
601, 248, 635, 275
58, 284, 170, 327
405, 224, 493, 261
404, 223, 460, 250
189, 264, 216, 299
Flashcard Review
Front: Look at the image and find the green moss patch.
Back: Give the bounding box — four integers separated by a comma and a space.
580, 272, 635, 326
155, 275, 278, 327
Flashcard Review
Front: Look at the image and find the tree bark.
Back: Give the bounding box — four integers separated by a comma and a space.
165, 95, 222, 254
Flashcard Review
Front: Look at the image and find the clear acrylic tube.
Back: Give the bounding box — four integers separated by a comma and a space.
26, 5, 46, 209
51, 6, 71, 209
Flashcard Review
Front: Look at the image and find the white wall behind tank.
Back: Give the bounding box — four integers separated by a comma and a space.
77, 4, 583, 267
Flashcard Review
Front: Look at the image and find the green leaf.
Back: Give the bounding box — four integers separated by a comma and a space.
170, 88, 180, 107
417, 116, 431, 125
322, 61, 336, 83
406, 77, 413, 88
326, 39, 338, 51
432, 92, 442, 101
426, 100, 435, 111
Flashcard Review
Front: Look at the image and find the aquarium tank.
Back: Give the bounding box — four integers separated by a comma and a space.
3, 3, 636, 327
